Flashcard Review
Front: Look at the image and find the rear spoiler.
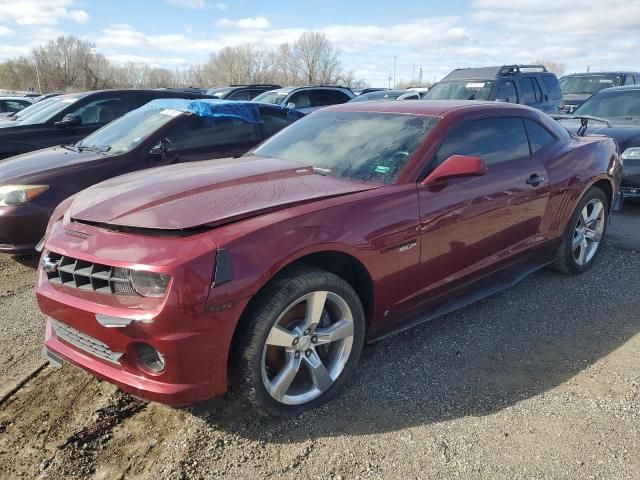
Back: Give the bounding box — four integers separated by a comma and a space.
551, 114, 612, 136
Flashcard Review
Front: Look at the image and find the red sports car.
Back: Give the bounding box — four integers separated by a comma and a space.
37, 101, 622, 416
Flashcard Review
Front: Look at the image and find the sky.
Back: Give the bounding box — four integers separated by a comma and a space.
0, 0, 639, 86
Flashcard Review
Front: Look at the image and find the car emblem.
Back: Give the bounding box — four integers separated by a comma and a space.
41, 254, 59, 273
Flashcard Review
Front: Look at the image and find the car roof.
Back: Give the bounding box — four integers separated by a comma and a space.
562, 71, 640, 76
593, 84, 640, 92
323, 99, 533, 117
0, 96, 33, 100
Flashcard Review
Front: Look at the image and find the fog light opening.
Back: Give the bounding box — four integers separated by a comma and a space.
136, 343, 165, 373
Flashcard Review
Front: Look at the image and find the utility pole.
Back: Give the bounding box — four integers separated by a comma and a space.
393, 56, 396, 88
34, 57, 42, 94
418, 67, 423, 85
388, 74, 392, 89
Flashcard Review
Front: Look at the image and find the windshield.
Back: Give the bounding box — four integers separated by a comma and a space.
559, 74, 623, 95
7, 97, 56, 121
15, 95, 81, 125
252, 111, 439, 183
573, 90, 640, 118
76, 107, 184, 154
252, 91, 289, 105
423, 80, 495, 101
207, 87, 233, 98
349, 91, 407, 102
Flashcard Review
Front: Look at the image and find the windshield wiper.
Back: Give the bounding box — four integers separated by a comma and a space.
77, 145, 111, 154
60, 144, 80, 152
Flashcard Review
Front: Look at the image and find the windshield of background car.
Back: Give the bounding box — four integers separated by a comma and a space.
252, 111, 439, 183
559, 74, 623, 95
207, 87, 233, 98
423, 80, 495, 101
15, 95, 81, 125
252, 91, 289, 105
8, 97, 54, 120
76, 107, 183, 154
350, 91, 407, 102
573, 90, 640, 118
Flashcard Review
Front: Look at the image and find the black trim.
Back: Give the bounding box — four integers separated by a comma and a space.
214, 249, 234, 286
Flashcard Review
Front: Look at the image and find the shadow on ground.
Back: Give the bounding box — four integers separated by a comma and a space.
192, 243, 640, 442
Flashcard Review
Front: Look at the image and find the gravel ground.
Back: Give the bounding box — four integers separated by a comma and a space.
0, 204, 638, 479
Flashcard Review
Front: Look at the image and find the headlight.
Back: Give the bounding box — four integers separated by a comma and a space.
0, 185, 48, 206
622, 147, 640, 162
129, 269, 171, 298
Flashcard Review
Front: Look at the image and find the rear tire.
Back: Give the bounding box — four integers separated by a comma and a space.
236, 268, 365, 417
551, 187, 608, 275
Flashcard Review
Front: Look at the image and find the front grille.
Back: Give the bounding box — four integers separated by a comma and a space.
51, 319, 124, 364
44, 251, 137, 296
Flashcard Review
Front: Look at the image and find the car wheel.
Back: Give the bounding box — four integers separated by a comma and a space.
236, 268, 365, 416
552, 187, 608, 275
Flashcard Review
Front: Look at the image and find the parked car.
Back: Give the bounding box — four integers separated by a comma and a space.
206, 84, 281, 101
0, 89, 214, 160
556, 85, 640, 199
423, 65, 563, 113
397, 89, 429, 100
348, 89, 411, 102
38, 101, 621, 416
559, 72, 640, 112
0, 99, 302, 254
352, 88, 389, 96
31, 92, 64, 103
251, 86, 355, 113
0, 96, 34, 118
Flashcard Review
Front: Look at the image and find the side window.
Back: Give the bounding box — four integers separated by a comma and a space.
623, 75, 635, 85
532, 77, 543, 101
542, 75, 563, 100
433, 117, 530, 168
523, 118, 556, 154
494, 80, 518, 103
288, 91, 311, 108
310, 89, 350, 107
133, 93, 171, 108
69, 96, 127, 125
519, 78, 536, 104
246, 89, 265, 100
164, 116, 260, 151
228, 90, 252, 101
259, 108, 292, 138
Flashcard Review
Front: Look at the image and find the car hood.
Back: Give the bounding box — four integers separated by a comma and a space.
0, 146, 103, 183
561, 120, 640, 151
69, 156, 380, 230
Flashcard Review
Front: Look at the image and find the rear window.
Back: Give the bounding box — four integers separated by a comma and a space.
542, 75, 563, 100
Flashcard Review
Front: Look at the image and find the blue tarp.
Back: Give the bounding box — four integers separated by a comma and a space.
140, 98, 300, 124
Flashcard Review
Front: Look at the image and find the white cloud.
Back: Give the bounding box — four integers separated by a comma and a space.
0, 0, 89, 26
166, 0, 206, 9
215, 2, 228, 11
216, 17, 271, 29
0, 26, 15, 36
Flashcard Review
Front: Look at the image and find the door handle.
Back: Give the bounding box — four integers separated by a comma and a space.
526, 174, 545, 187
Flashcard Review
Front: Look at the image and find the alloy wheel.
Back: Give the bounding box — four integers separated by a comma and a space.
572, 198, 605, 266
261, 291, 355, 405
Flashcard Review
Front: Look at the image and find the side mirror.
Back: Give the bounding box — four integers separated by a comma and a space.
54, 113, 82, 128
149, 139, 167, 159
421, 155, 487, 186
494, 98, 509, 103
286, 102, 296, 109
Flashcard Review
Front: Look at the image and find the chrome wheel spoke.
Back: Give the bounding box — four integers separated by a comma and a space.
314, 319, 354, 345
584, 228, 602, 242
587, 201, 603, 225
580, 207, 589, 227
268, 354, 302, 401
266, 325, 297, 347
305, 350, 333, 392
303, 291, 328, 331
572, 233, 582, 249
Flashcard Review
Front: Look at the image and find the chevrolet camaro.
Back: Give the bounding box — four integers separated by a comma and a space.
37, 101, 622, 416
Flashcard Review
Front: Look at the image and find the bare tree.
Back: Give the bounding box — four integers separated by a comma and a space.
532, 59, 566, 76
292, 32, 340, 84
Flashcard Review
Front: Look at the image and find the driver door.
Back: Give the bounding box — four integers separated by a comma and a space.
148, 116, 261, 166
413, 116, 550, 311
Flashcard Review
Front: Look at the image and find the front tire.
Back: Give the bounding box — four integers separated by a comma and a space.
552, 186, 608, 275
236, 268, 366, 417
